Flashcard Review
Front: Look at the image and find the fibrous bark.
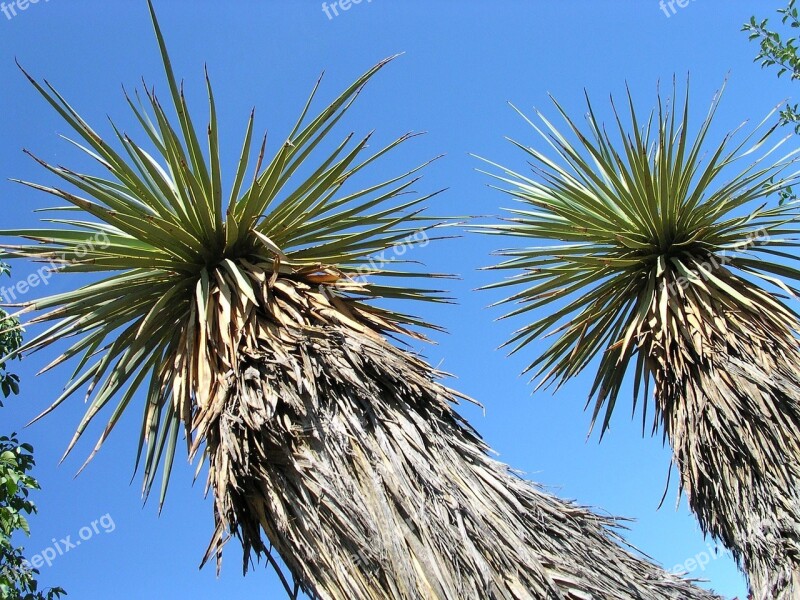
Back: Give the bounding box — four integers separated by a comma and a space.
183, 262, 720, 599
648, 260, 800, 600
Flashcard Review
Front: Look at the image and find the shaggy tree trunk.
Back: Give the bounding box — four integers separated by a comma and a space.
650, 265, 800, 600
185, 266, 720, 599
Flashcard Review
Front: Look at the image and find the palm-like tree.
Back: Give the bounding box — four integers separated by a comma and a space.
3, 5, 721, 599
480, 82, 800, 599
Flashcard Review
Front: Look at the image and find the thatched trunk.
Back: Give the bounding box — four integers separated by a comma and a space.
650, 262, 800, 600
184, 263, 719, 599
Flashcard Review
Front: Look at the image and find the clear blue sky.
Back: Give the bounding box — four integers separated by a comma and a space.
0, 1, 789, 598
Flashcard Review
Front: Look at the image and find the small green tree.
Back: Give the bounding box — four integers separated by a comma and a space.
0, 263, 65, 600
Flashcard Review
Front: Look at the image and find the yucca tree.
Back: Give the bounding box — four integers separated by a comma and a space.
480, 82, 800, 599
1, 5, 723, 599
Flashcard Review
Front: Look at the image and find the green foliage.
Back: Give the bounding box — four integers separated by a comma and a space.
478, 84, 800, 433
0, 266, 63, 599
0, 435, 65, 600
0, 264, 21, 408
744, 1, 800, 133
1, 1, 451, 506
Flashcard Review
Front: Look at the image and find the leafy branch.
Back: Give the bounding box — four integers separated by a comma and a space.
744, 0, 800, 132
0, 264, 62, 599
0, 435, 66, 600
0, 263, 21, 408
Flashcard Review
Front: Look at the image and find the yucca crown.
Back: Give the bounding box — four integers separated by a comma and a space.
3, 2, 451, 505
481, 82, 800, 432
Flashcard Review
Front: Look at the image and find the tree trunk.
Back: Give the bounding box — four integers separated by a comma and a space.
652, 269, 800, 600
189, 275, 720, 599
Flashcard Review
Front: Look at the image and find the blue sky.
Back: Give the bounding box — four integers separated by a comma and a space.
0, 1, 791, 598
